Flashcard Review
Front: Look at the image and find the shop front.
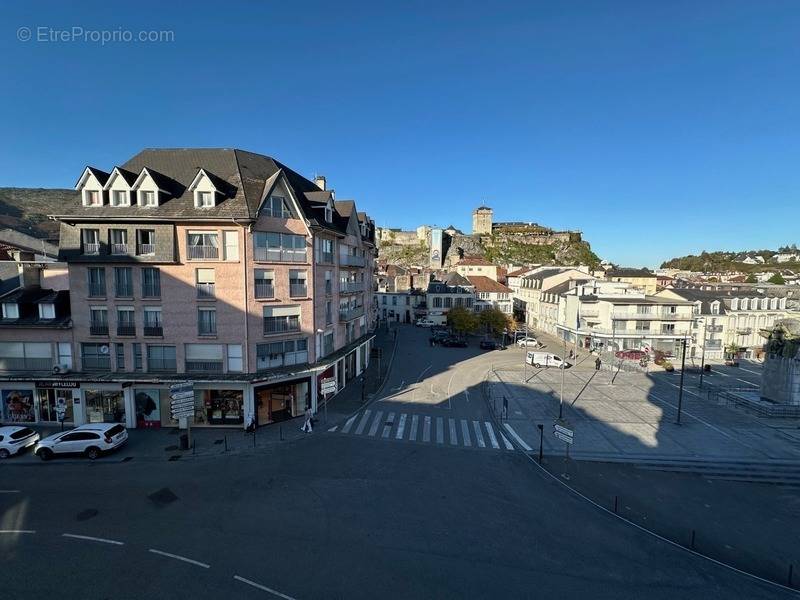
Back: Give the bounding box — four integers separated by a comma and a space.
254, 377, 310, 426
134, 388, 162, 429
84, 387, 126, 424
1, 381, 79, 425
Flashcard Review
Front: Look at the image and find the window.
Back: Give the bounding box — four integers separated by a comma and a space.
263, 306, 300, 334
223, 230, 239, 261
111, 190, 129, 206
132, 343, 142, 371
185, 344, 223, 373
196, 191, 214, 208
382, 296, 387, 305
2, 303, 19, 319
444, 297, 452, 309
140, 190, 156, 207
326, 300, 332, 325
227, 344, 243, 372
37, 303, 55, 320
254, 270, 274, 299
256, 338, 308, 370
83, 229, 100, 255
0, 342, 52, 370
325, 270, 332, 294
433, 297, 442, 308
57, 342, 72, 368
114, 267, 133, 297
116, 306, 135, 335
187, 231, 219, 260
711, 301, 720, 315
110, 229, 128, 254
661, 323, 676, 334
89, 307, 108, 335
115, 343, 125, 370
82, 343, 110, 370
147, 345, 176, 372
636, 305, 652, 314
289, 270, 307, 297
325, 204, 333, 223
84, 189, 101, 206
143, 307, 163, 336
323, 331, 334, 357
141, 267, 161, 297
262, 195, 292, 218
253, 232, 306, 262
198, 307, 217, 335
88, 267, 106, 297
196, 268, 215, 299
635, 322, 650, 331
319, 238, 334, 263
137, 230, 155, 255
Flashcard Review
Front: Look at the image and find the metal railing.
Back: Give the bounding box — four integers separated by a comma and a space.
143, 325, 163, 336
253, 247, 306, 263
89, 324, 109, 335
185, 360, 223, 373
197, 283, 215, 300
736, 328, 752, 335
339, 254, 365, 267
82, 356, 111, 370
137, 243, 155, 255
706, 325, 724, 332
0, 357, 53, 371
254, 282, 274, 299
111, 243, 128, 255
116, 325, 136, 336
83, 243, 100, 255
187, 246, 219, 260
321, 252, 334, 264
88, 283, 106, 297
263, 318, 300, 334
289, 283, 307, 298
340, 282, 365, 293
339, 306, 365, 321
611, 311, 691, 320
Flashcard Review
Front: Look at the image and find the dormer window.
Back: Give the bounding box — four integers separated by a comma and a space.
325, 204, 333, 223
731, 298, 739, 310
140, 190, 157, 207
1, 302, 19, 319
196, 191, 214, 208
84, 190, 102, 207
710, 301, 720, 315
38, 303, 55, 320
111, 190, 129, 207
740, 298, 748, 310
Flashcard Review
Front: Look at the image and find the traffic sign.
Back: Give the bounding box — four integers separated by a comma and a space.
170, 382, 193, 397
554, 424, 573, 437
320, 377, 337, 395
170, 391, 194, 401
554, 431, 574, 444
170, 399, 195, 411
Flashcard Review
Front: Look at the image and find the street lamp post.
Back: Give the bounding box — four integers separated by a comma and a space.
676, 336, 687, 425
698, 317, 708, 389
559, 338, 566, 419
537, 423, 544, 464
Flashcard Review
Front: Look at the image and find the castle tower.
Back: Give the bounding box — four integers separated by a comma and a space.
472, 206, 493, 235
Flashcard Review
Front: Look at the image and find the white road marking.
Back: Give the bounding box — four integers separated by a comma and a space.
367, 411, 384, 437
0, 490, 21, 494
395, 413, 407, 439
149, 548, 210, 569
0, 530, 35, 534
500, 433, 514, 450
63, 533, 124, 546
327, 425, 338, 432
472, 421, 486, 448
436, 417, 444, 444
447, 370, 457, 410
461, 419, 472, 446
503, 424, 533, 451
739, 366, 761, 376
382, 412, 395, 438
711, 370, 758, 386
234, 575, 297, 600
422, 416, 432, 442
448, 418, 458, 445
409, 414, 419, 441
391, 380, 405, 391
354, 409, 372, 435
341, 415, 358, 434
484, 422, 500, 449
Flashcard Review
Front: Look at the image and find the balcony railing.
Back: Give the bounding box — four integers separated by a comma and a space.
339, 306, 365, 321
321, 252, 334, 264
111, 243, 128, 255
253, 247, 306, 263
143, 325, 163, 337
339, 254, 366, 267
116, 325, 136, 336
185, 360, 223, 373
263, 318, 300, 335
611, 311, 691, 321
83, 243, 100, 255
706, 324, 724, 332
137, 243, 155, 255
88, 283, 106, 297
83, 356, 111, 371
187, 246, 219, 260
340, 282, 364, 294
254, 282, 274, 299
142, 284, 160, 298
197, 283, 215, 300
289, 283, 307, 298
0, 357, 53, 371
90, 323, 109, 336
147, 359, 177, 372
736, 328, 752, 335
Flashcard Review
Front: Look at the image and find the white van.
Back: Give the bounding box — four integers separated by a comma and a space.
526, 351, 571, 369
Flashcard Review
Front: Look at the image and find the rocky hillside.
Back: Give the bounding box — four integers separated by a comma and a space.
483, 238, 600, 268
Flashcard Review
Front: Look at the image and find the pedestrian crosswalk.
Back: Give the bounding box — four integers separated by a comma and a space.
336, 409, 519, 453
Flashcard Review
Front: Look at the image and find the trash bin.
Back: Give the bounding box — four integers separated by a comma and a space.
179, 434, 189, 450
704, 364, 711, 372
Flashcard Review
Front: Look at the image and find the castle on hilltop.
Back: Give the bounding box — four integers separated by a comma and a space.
472, 206, 581, 243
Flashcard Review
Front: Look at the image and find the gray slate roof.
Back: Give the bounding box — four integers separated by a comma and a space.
0, 188, 74, 240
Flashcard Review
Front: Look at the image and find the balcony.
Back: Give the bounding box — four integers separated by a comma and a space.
197, 283, 215, 300
289, 283, 307, 298
339, 254, 366, 267
185, 360, 223, 373
253, 247, 306, 263
83, 243, 100, 255
340, 282, 365, 294
111, 243, 128, 255
263, 318, 300, 335
89, 323, 109, 336
0, 357, 53, 371
339, 306, 365, 321
143, 325, 163, 337
611, 311, 691, 321
137, 243, 155, 255
116, 325, 136, 336
83, 356, 111, 371
736, 327, 752, 335
88, 284, 106, 297
187, 246, 219, 260
706, 324, 724, 333
254, 282, 274, 299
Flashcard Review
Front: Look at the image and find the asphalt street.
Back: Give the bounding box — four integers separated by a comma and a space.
0, 324, 793, 599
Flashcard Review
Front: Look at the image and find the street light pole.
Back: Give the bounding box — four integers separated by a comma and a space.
698, 318, 708, 389
559, 338, 565, 419
676, 336, 687, 424
537, 423, 544, 464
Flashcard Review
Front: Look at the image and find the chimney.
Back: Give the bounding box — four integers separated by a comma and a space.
314, 175, 326, 191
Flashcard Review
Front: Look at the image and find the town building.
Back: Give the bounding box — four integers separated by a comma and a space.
425, 273, 475, 325
468, 276, 513, 314
454, 256, 503, 282
377, 290, 426, 323
0, 148, 376, 430
604, 268, 658, 295
513, 267, 591, 329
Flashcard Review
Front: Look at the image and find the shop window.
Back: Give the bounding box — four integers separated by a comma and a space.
193, 389, 244, 426
134, 389, 161, 428
84, 389, 125, 423
2, 389, 35, 422
37, 389, 73, 423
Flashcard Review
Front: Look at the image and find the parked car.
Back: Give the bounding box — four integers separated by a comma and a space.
526, 351, 571, 369
480, 340, 503, 350
516, 337, 540, 348
441, 336, 468, 348
34, 423, 128, 461
0, 426, 40, 459
415, 318, 436, 328
615, 349, 648, 361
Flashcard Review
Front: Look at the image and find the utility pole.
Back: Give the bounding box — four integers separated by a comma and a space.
559, 338, 566, 419
698, 317, 708, 389
676, 336, 687, 424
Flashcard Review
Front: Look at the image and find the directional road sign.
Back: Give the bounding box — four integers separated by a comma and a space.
554, 430, 573, 444
554, 423, 573, 437
320, 377, 337, 395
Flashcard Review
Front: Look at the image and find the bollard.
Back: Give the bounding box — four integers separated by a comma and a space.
690, 529, 695, 550
613, 496, 618, 514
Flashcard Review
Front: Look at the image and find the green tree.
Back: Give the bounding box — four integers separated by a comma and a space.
745, 274, 757, 283
768, 273, 785, 285
447, 306, 478, 334
478, 307, 509, 336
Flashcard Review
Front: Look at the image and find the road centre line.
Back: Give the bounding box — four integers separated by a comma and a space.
0, 490, 21, 493
0, 530, 35, 534
234, 575, 297, 600
62, 533, 124, 545
149, 548, 210, 568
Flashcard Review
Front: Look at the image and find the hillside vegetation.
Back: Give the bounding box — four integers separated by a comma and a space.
661, 246, 798, 272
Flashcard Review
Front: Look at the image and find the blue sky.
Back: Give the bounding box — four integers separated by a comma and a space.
1, 1, 798, 267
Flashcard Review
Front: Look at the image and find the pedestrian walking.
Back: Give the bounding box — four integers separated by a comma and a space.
569, 349, 574, 360
301, 406, 313, 433
502, 395, 508, 419
595, 356, 601, 371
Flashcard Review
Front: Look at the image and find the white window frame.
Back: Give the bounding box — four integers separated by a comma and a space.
227, 344, 243, 372
195, 190, 214, 208
38, 303, 55, 319
2, 303, 19, 319
223, 230, 239, 261
139, 190, 157, 207
83, 189, 102, 207
111, 190, 130, 207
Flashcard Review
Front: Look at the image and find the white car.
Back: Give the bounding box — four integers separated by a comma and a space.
415, 319, 436, 328
34, 423, 128, 461
516, 337, 540, 348
0, 426, 40, 459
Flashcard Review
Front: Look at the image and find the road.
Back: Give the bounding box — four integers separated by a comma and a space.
0, 325, 791, 599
